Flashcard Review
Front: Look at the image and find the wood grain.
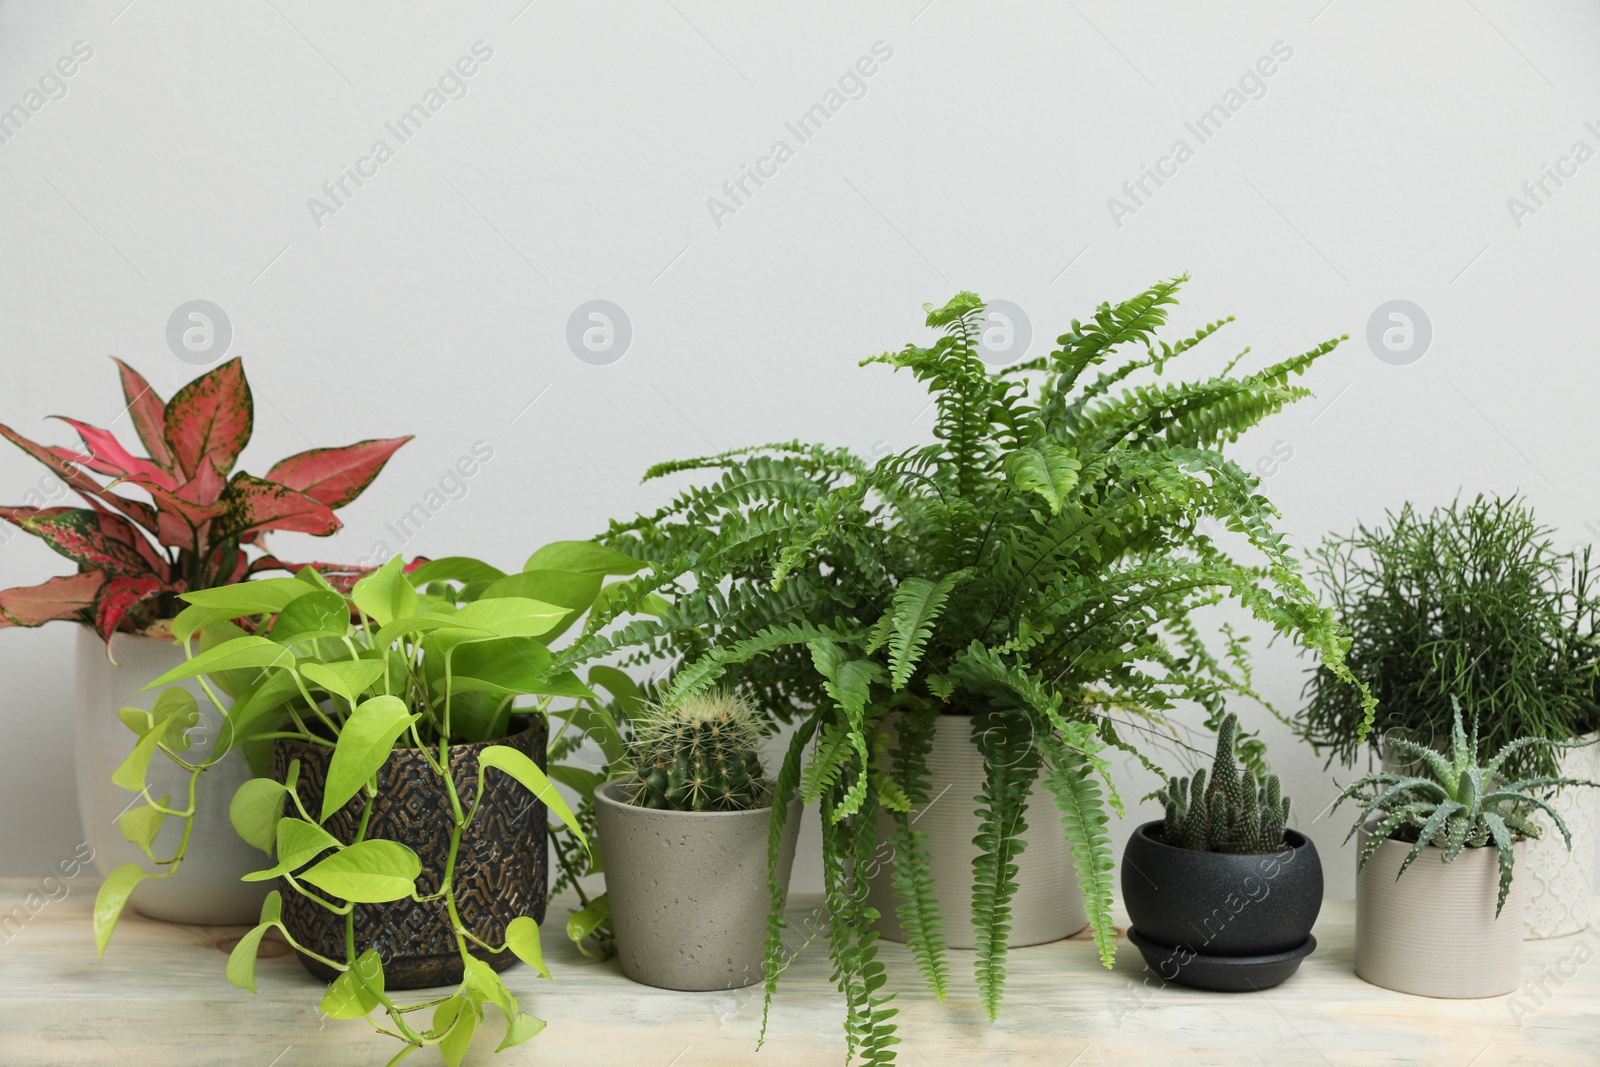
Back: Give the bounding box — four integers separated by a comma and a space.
0, 878, 1594, 1066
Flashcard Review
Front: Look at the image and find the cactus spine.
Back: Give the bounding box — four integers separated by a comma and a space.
1156, 714, 1291, 854
623, 690, 772, 812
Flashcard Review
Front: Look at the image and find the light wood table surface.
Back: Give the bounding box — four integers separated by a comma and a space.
1, 877, 1595, 1066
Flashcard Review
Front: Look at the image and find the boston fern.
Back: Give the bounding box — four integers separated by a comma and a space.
597, 277, 1374, 1063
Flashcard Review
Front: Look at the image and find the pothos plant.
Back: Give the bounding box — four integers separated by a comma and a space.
0, 357, 410, 643
93, 541, 658, 1065
596, 277, 1376, 1064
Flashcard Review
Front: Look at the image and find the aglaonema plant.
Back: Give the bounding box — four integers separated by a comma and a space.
92, 542, 659, 1064
0, 357, 410, 644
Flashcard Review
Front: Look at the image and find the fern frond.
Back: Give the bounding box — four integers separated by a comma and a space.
1037, 731, 1118, 968
970, 711, 1041, 1021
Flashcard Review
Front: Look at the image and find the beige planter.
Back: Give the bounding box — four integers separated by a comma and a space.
1522, 732, 1599, 939
74, 627, 268, 925
1355, 821, 1526, 997
1384, 730, 1599, 940
864, 714, 1088, 949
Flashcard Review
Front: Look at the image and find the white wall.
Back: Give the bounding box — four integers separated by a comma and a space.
4, 1, 1600, 901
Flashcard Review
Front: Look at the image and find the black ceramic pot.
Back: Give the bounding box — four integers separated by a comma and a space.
271, 718, 548, 989
1121, 820, 1322, 991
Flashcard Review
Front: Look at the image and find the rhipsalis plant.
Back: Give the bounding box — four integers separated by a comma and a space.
0, 357, 410, 644
623, 691, 772, 811
593, 277, 1374, 1064
1332, 696, 1600, 916
1156, 713, 1290, 853
93, 542, 659, 1063
1299, 493, 1600, 778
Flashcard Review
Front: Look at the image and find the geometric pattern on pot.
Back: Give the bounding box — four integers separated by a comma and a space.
271, 718, 548, 990
1523, 733, 1600, 939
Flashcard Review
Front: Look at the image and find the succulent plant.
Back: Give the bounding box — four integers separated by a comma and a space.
0, 358, 410, 644
1156, 713, 1291, 854
1332, 695, 1600, 916
623, 690, 772, 812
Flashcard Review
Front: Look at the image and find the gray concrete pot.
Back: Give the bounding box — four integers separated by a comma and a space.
595, 782, 801, 991
1355, 819, 1527, 998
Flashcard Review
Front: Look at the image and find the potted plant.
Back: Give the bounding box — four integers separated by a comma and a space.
1122, 714, 1322, 992
93, 542, 656, 1063
594, 690, 801, 991
1334, 698, 1600, 998
0, 357, 409, 923
1298, 494, 1600, 938
598, 277, 1374, 1056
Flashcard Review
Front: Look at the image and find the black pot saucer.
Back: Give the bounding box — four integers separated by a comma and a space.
1125, 927, 1317, 992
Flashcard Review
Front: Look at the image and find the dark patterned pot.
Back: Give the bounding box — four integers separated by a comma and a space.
271, 718, 548, 989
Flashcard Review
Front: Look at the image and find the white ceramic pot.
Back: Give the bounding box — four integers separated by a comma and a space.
1355, 820, 1526, 998
1522, 732, 1600, 939
864, 714, 1088, 949
594, 783, 801, 991
74, 626, 269, 924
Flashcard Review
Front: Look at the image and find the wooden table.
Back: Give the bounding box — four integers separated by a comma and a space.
1, 878, 1594, 1066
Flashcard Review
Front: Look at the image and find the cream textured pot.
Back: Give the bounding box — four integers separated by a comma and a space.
864, 714, 1088, 949
1355, 820, 1526, 998
74, 626, 268, 924
1522, 732, 1599, 939
595, 783, 801, 991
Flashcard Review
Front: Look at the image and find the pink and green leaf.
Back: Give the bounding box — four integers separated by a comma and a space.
49, 417, 176, 489
93, 575, 168, 640
0, 423, 161, 535
217, 474, 340, 540
263, 436, 413, 509
0, 572, 105, 628
112, 357, 174, 470
3, 508, 152, 576
163, 357, 253, 478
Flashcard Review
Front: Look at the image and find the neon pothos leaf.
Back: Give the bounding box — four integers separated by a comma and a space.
505, 915, 551, 979
299, 840, 421, 902
264, 436, 413, 509
93, 864, 148, 957
478, 745, 586, 847
162, 356, 252, 478
320, 695, 418, 821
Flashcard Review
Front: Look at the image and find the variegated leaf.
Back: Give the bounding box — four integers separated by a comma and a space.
264, 436, 413, 509
162, 357, 252, 478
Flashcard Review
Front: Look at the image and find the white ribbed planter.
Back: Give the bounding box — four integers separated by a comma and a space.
74, 626, 268, 925
864, 714, 1088, 949
1383, 731, 1599, 940
1355, 821, 1526, 998
1523, 732, 1599, 939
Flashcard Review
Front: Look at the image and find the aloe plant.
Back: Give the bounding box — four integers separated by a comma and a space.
0, 357, 410, 643
1332, 696, 1600, 915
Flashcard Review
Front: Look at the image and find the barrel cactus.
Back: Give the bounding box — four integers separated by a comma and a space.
1156, 713, 1291, 854
623, 691, 772, 812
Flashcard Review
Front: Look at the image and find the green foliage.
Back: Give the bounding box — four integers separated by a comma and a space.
93, 546, 651, 1062
1332, 696, 1600, 916
598, 278, 1371, 1060
1299, 493, 1600, 777
1155, 713, 1290, 853
622, 690, 772, 811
